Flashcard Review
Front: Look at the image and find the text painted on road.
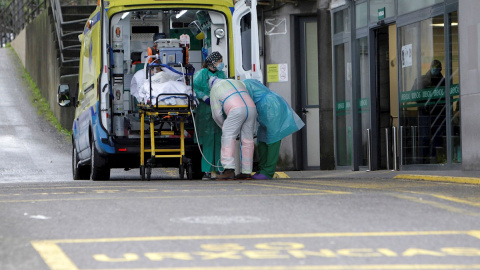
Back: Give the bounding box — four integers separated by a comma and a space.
32, 230, 480, 270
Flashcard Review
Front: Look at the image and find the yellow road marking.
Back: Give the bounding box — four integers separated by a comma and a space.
0, 192, 331, 203
290, 180, 424, 190
32, 231, 480, 270
395, 174, 480, 185
244, 183, 350, 194
390, 194, 480, 216
77, 265, 480, 269
31, 241, 78, 270
290, 181, 480, 210
421, 193, 480, 208
32, 230, 479, 244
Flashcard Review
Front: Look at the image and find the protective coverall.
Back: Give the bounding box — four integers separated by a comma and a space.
193, 68, 226, 173
209, 78, 257, 174
243, 79, 305, 179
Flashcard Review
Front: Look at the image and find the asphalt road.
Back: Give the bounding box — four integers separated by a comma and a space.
1, 48, 480, 270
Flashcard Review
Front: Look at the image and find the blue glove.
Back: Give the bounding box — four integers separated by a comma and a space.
204, 98, 210, 105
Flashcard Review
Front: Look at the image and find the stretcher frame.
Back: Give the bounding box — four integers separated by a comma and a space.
138, 63, 196, 181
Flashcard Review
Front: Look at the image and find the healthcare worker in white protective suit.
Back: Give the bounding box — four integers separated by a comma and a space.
208, 77, 257, 180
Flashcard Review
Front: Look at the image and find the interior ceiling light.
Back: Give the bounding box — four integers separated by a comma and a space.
176, 10, 187, 19
121, 12, 129, 20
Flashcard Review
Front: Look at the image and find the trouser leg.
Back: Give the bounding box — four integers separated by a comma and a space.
201, 136, 214, 173
257, 141, 268, 173
239, 106, 257, 174
221, 108, 245, 169
259, 140, 281, 179
213, 132, 223, 171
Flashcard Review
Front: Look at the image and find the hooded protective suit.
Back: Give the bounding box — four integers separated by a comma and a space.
209, 77, 257, 174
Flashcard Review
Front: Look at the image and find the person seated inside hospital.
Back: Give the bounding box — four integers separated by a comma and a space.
411, 60, 445, 91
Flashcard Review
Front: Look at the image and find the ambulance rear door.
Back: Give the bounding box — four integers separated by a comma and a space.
232, 0, 262, 82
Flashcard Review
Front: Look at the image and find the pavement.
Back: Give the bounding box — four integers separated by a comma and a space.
281, 169, 480, 185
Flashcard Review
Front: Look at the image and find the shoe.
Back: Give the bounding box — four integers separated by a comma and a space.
202, 172, 211, 180
235, 173, 252, 180
252, 173, 270, 180
210, 171, 217, 180
216, 169, 235, 180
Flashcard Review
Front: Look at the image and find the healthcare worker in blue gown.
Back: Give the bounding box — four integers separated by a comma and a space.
243, 79, 305, 180
193, 52, 226, 180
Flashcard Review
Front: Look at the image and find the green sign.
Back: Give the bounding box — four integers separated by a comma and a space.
359, 98, 369, 108
378, 7, 385, 20
336, 100, 351, 112
400, 84, 460, 103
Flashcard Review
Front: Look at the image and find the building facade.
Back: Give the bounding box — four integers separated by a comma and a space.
264, 0, 480, 172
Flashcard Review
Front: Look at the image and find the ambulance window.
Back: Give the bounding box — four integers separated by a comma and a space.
240, 13, 252, 71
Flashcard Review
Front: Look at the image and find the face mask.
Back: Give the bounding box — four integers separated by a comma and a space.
216, 62, 225, 71
431, 68, 440, 76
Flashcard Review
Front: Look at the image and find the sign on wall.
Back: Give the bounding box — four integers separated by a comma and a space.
267, 63, 288, 82
265, 18, 287, 36
401, 44, 413, 68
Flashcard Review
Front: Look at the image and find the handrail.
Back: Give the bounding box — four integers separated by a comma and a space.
50, 0, 90, 65
0, 0, 46, 47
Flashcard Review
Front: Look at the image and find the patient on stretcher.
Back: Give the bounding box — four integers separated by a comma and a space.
130, 65, 193, 106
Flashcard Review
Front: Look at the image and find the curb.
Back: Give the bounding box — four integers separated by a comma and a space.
394, 174, 480, 185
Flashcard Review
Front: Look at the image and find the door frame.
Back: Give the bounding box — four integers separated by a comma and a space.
368, 23, 397, 171
297, 15, 320, 170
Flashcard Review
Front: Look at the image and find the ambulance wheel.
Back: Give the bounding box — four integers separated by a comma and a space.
187, 163, 193, 180
140, 165, 145, 181
90, 141, 110, 181
146, 166, 152, 181
179, 164, 185, 179
72, 144, 90, 180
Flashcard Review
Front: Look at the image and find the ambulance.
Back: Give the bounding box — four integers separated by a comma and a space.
57, 0, 262, 180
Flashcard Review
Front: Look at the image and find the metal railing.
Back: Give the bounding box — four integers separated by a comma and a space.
49, 0, 89, 65
0, 0, 46, 47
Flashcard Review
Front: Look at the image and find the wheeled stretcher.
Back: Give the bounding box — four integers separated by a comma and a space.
138, 62, 197, 180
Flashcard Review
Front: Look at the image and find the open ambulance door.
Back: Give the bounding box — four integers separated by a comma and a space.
232, 0, 263, 83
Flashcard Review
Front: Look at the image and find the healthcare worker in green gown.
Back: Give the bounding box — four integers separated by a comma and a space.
243, 79, 305, 180
193, 52, 226, 180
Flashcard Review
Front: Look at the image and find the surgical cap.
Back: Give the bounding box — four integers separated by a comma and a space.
205, 51, 222, 69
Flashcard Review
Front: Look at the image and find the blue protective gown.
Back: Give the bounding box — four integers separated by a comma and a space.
243, 79, 305, 144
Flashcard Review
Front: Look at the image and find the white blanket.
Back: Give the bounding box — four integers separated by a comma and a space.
130, 69, 192, 105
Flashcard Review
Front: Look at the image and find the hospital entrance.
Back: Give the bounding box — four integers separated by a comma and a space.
370, 24, 398, 170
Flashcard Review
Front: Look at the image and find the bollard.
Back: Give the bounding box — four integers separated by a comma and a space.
392, 126, 398, 171
385, 128, 390, 171
366, 129, 371, 172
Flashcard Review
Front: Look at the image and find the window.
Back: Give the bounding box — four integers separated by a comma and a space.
398, 0, 444, 15
399, 15, 447, 164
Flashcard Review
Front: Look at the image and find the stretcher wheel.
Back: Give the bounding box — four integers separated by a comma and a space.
140, 165, 145, 181
179, 164, 185, 179
146, 166, 152, 181
187, 163, 193, 180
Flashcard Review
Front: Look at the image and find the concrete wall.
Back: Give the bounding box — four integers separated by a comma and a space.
10, 30, 26, 66
459, 0, 480, 170
262, 2, 316, 170
262, 0, 334, 170
10, 9, 75, 131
